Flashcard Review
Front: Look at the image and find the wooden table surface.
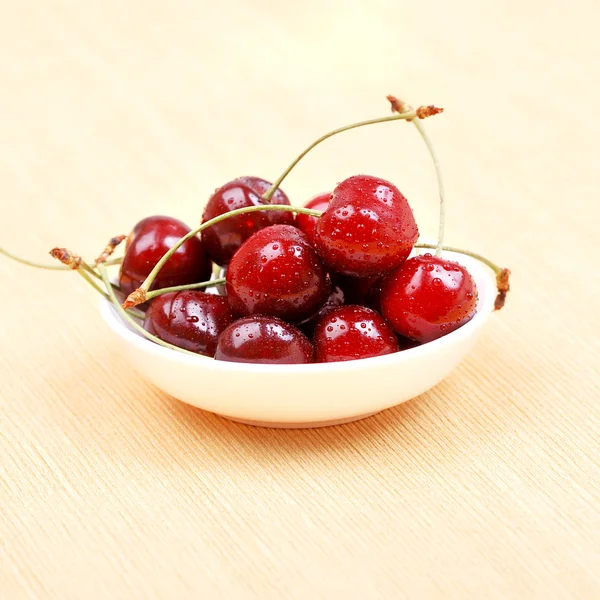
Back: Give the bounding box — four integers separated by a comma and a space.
1, 1, 599, 598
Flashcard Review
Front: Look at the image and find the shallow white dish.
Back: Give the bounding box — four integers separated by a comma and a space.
99, 248, 496, 428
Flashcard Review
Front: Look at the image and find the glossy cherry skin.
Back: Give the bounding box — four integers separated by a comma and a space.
119, 216, 212, 300
226, 224, 331, 322
296, 192, 331, 247
314, 174, 418, 277
215, 316, 314, 364
201, 176, 294, 265
313, 305, 399, 363
144, 291, 237, 356
379, 254, 478, 343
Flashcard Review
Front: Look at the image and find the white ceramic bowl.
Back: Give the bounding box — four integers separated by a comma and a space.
99, 248, 496, 428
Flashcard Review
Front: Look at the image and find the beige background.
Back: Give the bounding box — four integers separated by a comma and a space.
1, 1, 599, 598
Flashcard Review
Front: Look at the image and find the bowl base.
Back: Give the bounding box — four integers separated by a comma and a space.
216, 411, 379, 429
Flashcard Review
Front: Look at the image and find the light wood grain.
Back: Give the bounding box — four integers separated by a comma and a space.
1, 1, 599, 598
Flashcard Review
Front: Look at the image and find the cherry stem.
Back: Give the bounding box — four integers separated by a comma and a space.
415, 242, 511, 310
124, 204, 322, 308
145, 277, 226, 302
95, 235, 126, 265
0, 246, 122, 270
53, 262, 142, 318
98, 264, 201, 357
411, 119, 445, 256
386, 96, 446, 257
78, 268, 112, 300
415, 242, 498, 272
1, 246, 143, 318
68, 256, 146, 319
261, 108, 436, 202
2, 244, 142, 311
81, 261, 104, 282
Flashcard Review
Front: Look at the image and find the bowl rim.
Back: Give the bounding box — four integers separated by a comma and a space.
100, 247, 496, 374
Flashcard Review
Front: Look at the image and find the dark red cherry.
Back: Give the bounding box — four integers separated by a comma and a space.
314, 174, 418, 277
226, 224, 330, 322
380, 254, 478, 343
313, 305, 399, 363
201, 176, 294, 265
119, 215, 212, 301
144, 291, 236, 356
296, 192, 331, 247
215, 316, 313, 364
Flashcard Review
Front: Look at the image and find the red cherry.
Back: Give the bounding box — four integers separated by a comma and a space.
201, 176, 294, 265
313, 305, 399, 363
296, 192, 331, 247
226, 224, 330, 322
144, 291, 236, 356
314, 174, 418, 277
119, 216, 211, 301
215, 316, 313, 364
380, 254, 478, 343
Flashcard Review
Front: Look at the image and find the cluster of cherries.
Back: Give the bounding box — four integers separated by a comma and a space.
118, 170, 478, 364
2, 97, 509, 365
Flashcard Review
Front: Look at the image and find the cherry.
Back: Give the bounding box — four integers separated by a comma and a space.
201, 176, 294, 265
143, 290, 236, 356
314, 174, 418, 277
119, 216, 211, 302
215, 316, 313, 364
296, 192, 331, 247
379, 253, 478, 343
313, 305, 399, 363
226, 224, 330, 322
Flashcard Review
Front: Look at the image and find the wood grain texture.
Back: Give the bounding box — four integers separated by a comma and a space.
1, 1, 599, 598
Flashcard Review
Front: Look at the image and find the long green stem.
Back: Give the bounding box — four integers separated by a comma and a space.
81, 261, 104, 282
75, 264, 146, 319
1, 245, 145, 316
77, 268, 111, 299
124, 204, 322, 307
412, 119, 445, 256
261, 110, 419, 202
1, 246, 72, 270
98, 264, 201, 357
0, 246, 122, 270
385, 96, 446, 256
414, 242, 500, 273
145, 277, 226, 302
81, 261, 122, 294
95, 257, 122, 267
